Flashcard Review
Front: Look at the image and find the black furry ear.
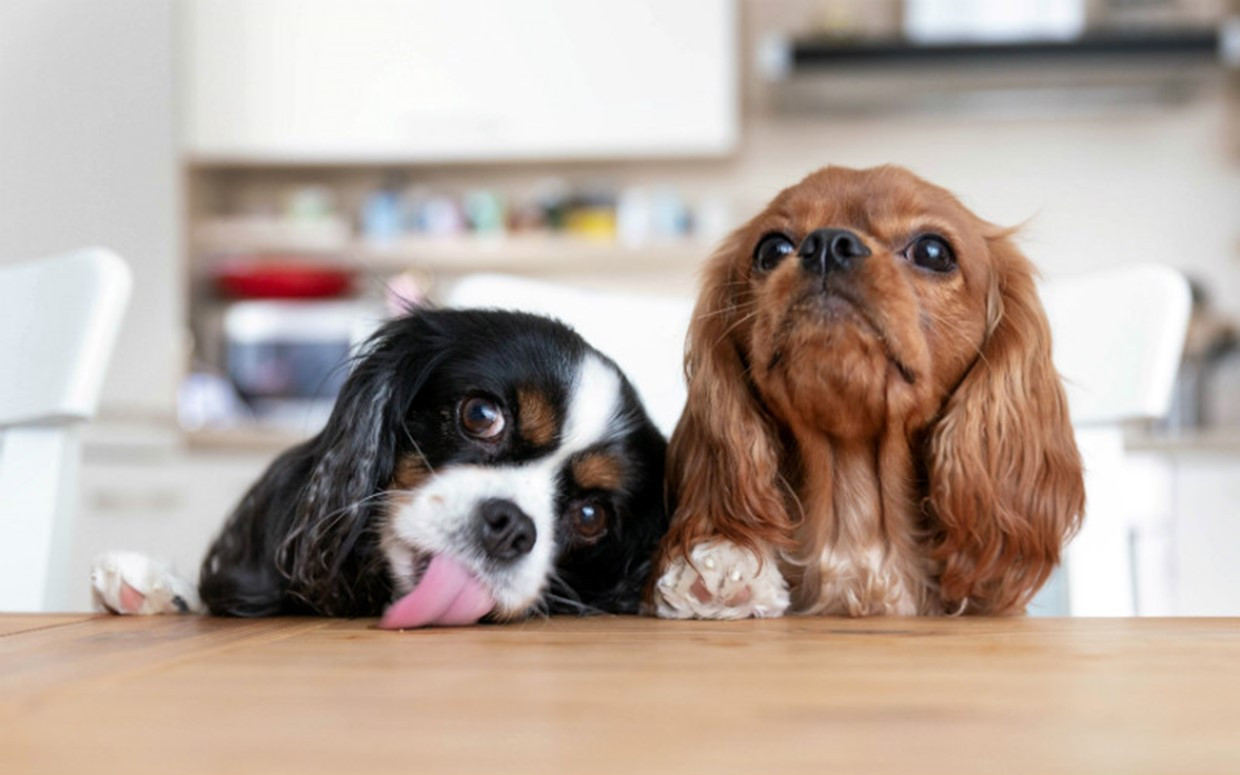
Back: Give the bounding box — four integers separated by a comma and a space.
276, 375, 399, 614
200, 315, 439, 616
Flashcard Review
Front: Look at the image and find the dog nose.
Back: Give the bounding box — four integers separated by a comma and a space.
799, 228, 871, 274
477, 499, 537, 561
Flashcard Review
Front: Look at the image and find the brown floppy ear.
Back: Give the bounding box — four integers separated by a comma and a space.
659, 232, 795, 568
926, 233, 1085, 614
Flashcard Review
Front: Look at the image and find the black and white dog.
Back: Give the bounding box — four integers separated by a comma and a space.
93, 309, 668, 627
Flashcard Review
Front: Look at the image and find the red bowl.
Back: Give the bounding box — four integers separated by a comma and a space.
213, 260, 355, 299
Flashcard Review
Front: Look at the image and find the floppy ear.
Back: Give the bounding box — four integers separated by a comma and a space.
200, 317, 436, 616
659, 233, 795, 568
926, 234, 1085, 614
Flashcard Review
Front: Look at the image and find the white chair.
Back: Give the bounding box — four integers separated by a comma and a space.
1034, 263, 1191, 616
0, 248, 132, 612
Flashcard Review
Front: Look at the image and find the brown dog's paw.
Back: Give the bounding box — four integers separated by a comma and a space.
653, 540, 789, 619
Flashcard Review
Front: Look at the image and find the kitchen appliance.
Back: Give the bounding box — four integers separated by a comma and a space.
223, 300, 383, 433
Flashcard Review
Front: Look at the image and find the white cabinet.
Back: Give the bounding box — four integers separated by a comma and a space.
1168, 452, 1240, 616
1113, 443, 1240, 616
69, 446, 278, 611
179, 0, 738, 162
1060, 436, 1240, 616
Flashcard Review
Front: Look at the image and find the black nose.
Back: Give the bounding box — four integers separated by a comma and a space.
478, 499, 537, 561
798, 228, 871, 275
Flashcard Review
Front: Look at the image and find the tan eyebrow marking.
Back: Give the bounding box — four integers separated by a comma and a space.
517, 387, 559, 447
572, 452, 625, 492
390, 454, 430, 491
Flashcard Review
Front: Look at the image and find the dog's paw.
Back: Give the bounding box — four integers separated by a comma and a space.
654, 540, 790, 620
91, 551, 198, 615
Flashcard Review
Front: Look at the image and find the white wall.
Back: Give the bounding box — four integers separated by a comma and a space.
0, 0, 182, 417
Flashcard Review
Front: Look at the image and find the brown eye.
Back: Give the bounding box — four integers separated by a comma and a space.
753, 233, 795, 273
459, 396, 505, 440
569, 499, 609, 543
907, 234, 956, 274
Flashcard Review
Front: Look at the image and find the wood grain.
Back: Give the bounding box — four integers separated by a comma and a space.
0, 614, 93, 638
2, 615, 1238, 775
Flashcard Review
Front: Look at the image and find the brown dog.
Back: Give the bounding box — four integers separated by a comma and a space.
652, 165, 1084, 618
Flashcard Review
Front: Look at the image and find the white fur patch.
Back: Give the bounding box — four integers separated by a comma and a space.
562, 354, 624, 450
91, 551, 199, 615
654, 539, 790, 619
814, 545, 919, 616
381, 354, 623, 616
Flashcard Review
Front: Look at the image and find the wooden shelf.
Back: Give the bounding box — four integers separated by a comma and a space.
194, 216, 351, 254
183, 425, 307, 454
354, 235, 709, 274
195, 223, 711, 275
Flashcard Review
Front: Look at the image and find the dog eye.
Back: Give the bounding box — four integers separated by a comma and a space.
753, 233, 795, 273
459, 396, 506, 440
568, 499, 609, 543
907, 235, 956, 273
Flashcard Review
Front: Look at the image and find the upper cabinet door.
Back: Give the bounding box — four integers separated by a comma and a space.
179, 0, 738, 163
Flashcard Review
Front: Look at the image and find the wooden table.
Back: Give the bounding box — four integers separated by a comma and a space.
3, 615, 1238, 774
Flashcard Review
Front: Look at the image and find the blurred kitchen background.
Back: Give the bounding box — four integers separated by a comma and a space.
1, 0, 1237, 613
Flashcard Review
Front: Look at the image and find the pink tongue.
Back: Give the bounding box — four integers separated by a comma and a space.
380, 555, 495, 630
